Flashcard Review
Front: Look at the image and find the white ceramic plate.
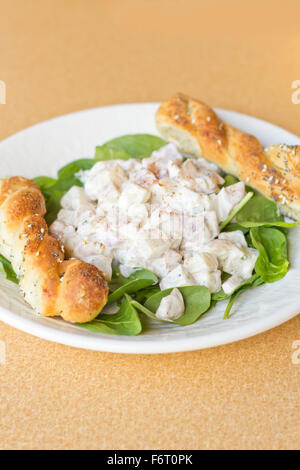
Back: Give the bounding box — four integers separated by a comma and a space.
0, 103, 299, 353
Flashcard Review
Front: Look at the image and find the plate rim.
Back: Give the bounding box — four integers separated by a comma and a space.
0, 299, 299, 353
0, 102, 299, 353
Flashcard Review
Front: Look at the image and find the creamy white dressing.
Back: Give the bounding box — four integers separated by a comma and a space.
50, 143, 258, 310
222, 274, 244, 295
156, 288, 185, 321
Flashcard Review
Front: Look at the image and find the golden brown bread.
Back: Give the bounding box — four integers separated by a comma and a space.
156, 93, 300, 220
0, 177, 108, 323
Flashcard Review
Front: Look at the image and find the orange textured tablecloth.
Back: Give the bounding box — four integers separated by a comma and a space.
0, 0, 299, 450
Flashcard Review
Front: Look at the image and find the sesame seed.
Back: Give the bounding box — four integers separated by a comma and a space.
217, 139, 222, 145
207, 116, 211, 122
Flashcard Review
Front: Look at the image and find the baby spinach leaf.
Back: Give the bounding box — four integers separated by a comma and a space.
212, 273, 261, 302
94, 134, 166, 161
77, 294, 142, 336
94, 145, 132, 161
134, 285, 161, 303
224, 175, 239, 187
223, 174, 254, 193
250, 226, 289, 283
222, 222, 249, 234
0, 255, 18, 284
221, 180, 298, 228
220, 192, 254, 231
212, 273, 264, 319
144, 286, 211, 326
33, 176, 57, 192
108, 268, 158, 303
34, 159, 95, 225
223, 275, 264, 319
33, 176, 57, 208
118, 268, 158, 284
56, 159, 95, 188
236, 194, 281, 224
43, 190, 65, 225
110, 267, 158, 288
130, 299, 158, 320
238, 220, 300, 228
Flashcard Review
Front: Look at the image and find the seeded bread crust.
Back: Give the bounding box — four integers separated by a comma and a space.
0, 177, 108, 323
156, 93, 300, 220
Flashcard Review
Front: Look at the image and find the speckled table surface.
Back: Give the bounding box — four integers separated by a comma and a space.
0, 0, 299, 450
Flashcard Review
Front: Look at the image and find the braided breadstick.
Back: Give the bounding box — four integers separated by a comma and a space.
0, 177, 108, 323
156, 93, 300, 220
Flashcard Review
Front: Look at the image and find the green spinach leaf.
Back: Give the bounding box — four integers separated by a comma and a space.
237, 195, 282, 223
212, 273, 262, 302
108, 268, 158, 303
234, 193, 299, 228
0, 255, 18, 284
224, 175, 239, 187
223, 275, 264, 319
94, 146, 132, 161
130, 299, 158, 320
95, 134, 166, 161
134, 285, 161, 303
77, 294, 142, 336
212, 273, 264, 319
222, 222, 249, 234
238, 220, 299, 228
220, 192, 254, 231
34, 159, 95, 225
144, 286, 211, 326
56, 159, 95, 188
33, 176, 57, 193
250, 226, 289, 282
221, 182, 298, 228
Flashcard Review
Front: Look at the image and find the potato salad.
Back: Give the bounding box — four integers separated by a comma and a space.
50, 142, 258, 317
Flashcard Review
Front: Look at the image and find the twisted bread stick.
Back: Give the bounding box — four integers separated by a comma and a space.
156, 93, 300, 220
0, 177, 108, 323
